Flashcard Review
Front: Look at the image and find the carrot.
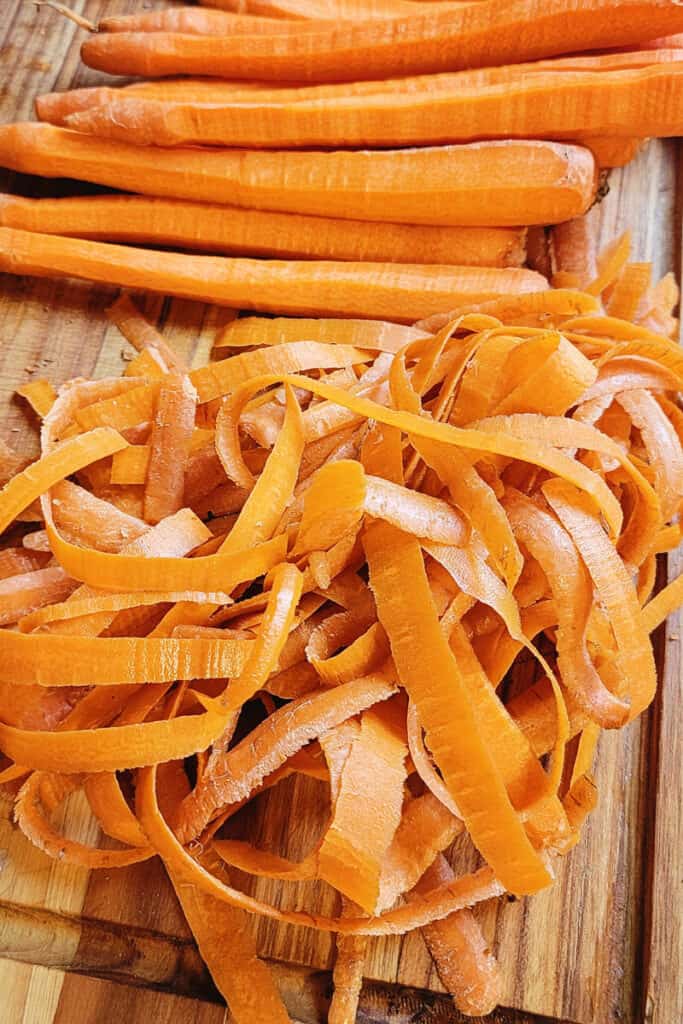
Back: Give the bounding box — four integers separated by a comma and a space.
0, 228, 548, 322
106, 294, 187, 372
0, 567, 77, 626
34, 49, 681, 137
329, 899, 367, 1024
15, 772, 153, 868
175, 674, 397, 841
0, 426, 127, 535
0, 194, 527, 268
549, 210, 599, 289
214, 316, 429, 353
412, 856, 502, 1017
69, 64, 683, 147
605, 261, 653, 320
0, 547, 48, 580
0, 127, 597, 229
317, 699, 408, 912
16, 379, 57, 418
583, 135, 645, 167
167, 849, 291, 1024
79, 1, 683, 82
645, 31, 683, 46
38, 48, 683, 125
143, 374, 197, 524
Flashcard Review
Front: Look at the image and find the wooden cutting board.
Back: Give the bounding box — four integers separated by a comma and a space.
0, 3, 682, 1022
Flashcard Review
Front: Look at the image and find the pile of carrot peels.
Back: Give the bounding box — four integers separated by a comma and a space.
1, 229, 682, 1019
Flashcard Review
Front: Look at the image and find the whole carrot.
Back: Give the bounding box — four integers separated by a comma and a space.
80, 0, 683, 82
0, 227, 548, 322
0, 126, 597, 227
0, 194, 527, 267
66, 63, 683, 148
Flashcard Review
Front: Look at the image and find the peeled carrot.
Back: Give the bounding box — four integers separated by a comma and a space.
69, 64, 683, 147
0, 126, 597, 229
35, 49, 681, 145
583, 136, 645, 167
39, 48, 683, 125
0, 194, 527, 267
0, 227, 548, 322
550, 210, 599, 289
80, 0, 683, 82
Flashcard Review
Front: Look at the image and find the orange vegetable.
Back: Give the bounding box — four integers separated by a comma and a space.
412, 855, 502, 1017
79, 1, 683, 82
67, 66, 683, 154
364, 520, 552, 896
317, 697, 408, 912
107, 293, 187, 372
0, 127, 596, 229
215, 315, 429, 353
143, 373, 197, 523
583, 135, 645, 167
0, 426, 127, 534
0, 567, 77, 627
16, 378, 57, 418
0, 227, 548, 322
329, 899, 368, 1024
0, 193, 527, 267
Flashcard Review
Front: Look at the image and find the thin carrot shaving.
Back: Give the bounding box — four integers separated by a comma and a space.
1, 249, 682, 1020
412, 854, 502, 1017
15, 772, 153, 868
16, 379, 57, 418
143, 372, 197, 523
107, 294, 187, 373
329, 897, 368, 1024
110, 444, 150, 485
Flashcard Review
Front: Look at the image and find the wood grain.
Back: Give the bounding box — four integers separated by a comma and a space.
0, 2, 681, 1022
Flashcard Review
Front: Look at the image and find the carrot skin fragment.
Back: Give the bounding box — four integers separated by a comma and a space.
143, 374, 197, 524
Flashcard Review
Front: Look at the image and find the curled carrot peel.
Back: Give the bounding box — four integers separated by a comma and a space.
1, 255, 682, 1020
